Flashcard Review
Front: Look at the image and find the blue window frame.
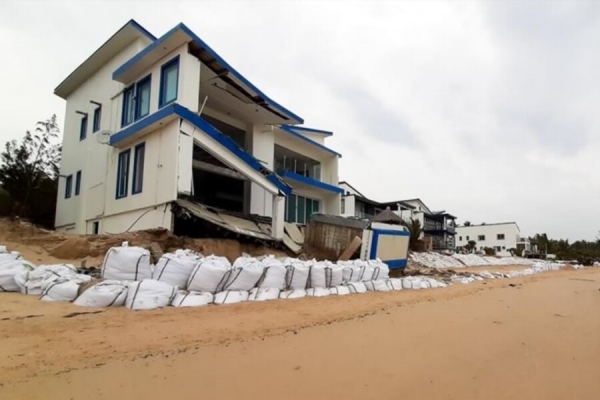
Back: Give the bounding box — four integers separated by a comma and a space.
93, 107, 101, 132
75, 171, 81, 196
159, 56, 179, 107
79, 115, 87, 140
135, 75, 151, 120
121, 86, 135, 127
116, 149, 131, 199
65, 175, 73, 199
132, 143, 145, 194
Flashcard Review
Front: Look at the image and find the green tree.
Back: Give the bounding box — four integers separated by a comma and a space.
465, 240, 477, 253
0, 115, 61, 228
401, 218, 423, 251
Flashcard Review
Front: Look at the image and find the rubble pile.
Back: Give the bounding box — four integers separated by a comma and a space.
411, 252, 537, 269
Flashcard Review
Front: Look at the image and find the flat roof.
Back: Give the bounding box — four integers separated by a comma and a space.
457, 222, 520, 230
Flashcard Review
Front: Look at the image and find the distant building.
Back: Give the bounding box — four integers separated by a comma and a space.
455, 222, 521, 256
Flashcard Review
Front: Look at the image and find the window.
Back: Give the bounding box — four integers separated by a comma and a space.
159, 56, 179, 107
122, 86, 135, 126
116, 149, 131, 199
79, 115, 87, 140
75, 171, 81, 196
92, 221, 99, 235
135, 75, 151, 120
132, 143, 145, 194
497, 234, 505, 240
466, 236, 469, 241
459, 236, 462, 241
478, 235, 485, 241
93, 107, 101, 132
341, 198, 345, 214
65, 175, 73, 198
285, 194, 320, 224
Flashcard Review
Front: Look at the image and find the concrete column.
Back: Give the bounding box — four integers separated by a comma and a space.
272, 195, 285, 240
249, 125, 275, 217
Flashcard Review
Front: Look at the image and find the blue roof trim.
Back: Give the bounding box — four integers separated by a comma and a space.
279, 126, 341, 157
109, 104, 291, 195
281, 170, 344, 194
113, 23, 303, 124
283, 125, 333, 136
129, 19, 157, 41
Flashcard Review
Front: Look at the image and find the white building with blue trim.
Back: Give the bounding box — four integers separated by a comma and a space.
54, 20, 342, 239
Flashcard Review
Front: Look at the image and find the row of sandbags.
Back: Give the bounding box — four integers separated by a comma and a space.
101, 245, 390, 293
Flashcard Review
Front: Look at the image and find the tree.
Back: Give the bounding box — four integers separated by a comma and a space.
401, 218, 423, 251
465, 240, 477, 253
0, 115, 61, 228
483, 247, 496, 256
464, 221, 471, 226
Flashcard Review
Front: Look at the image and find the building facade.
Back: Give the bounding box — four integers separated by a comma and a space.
54, 20, 341, 239
455, 222, 521, 256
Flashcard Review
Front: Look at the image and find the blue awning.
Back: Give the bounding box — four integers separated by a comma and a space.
278, 126, 341, 158
280, 170, 344, 195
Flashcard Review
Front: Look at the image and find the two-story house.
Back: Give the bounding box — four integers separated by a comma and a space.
54, 20, 341, 239
455, 222, 521, 256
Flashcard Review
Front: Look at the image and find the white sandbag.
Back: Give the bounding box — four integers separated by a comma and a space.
170, 290, 213, 307
346, 281, 368, 294
286, 262, 310, 290
153, 252, 200, 288
279, 289, 307, 299
187, 256, 232, 293
401, 278, 413, 289
411, 279, 422, 290
420, 280, 431, 289
224, 260, 264, 291
0, 260, 35, 292
101, 246, 152, 281
248, 287, 281, 301
74, 280, 129, 307
125, 279, 177, 310
329, 264, 344, 287
369, 259, 390, 280
257, 257, 287, 289
329, 285, 351, 296
15, 264, 78, 295
385, 278, 403, 291
0, 252, 21, 263
374, 280, 391, 292
213, 290, 249, 305
309, 262, 329, 288
306, 287, 331, 297
0, 245, 7, 253
361, 265, 375, 281
342, 265, 365, 283
426, 278, 439, 289
40, 274, 92, 302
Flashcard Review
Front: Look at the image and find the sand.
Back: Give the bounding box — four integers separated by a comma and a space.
1, 268, 599, 399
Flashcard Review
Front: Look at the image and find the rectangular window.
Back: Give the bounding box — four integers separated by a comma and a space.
297, 196, 306, 224
116, 149, 131, 199
312, 199, 320, 214
93, 107, 101, 132
160, 56, 179, 107
92, 221, 99, 235
132, 143, 145, 194
341, 198, 345, 214
75, 170, 81, 196
65, 175, 73, 198
478, 235, 485, 241
285, 195, 319, 224
466, 236, 469, 241
135, 75, 151, 120
497, 234, 505, 240
79, 115, 87, 140
121, 86, 135, 127
286, 194, 297, 222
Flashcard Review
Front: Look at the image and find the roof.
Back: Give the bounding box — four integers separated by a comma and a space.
372, 207, 402, 224
339, 181, 366, 197
278, 126, 340, 157
54, 20, 156, 99
457, 222, 520, 230
281, 125, 333, 137
280, 170, 344, 194
109, 103, 291, 195
379, 200, 416, 210
113, 22, 303, 124
309, 214, 371, 230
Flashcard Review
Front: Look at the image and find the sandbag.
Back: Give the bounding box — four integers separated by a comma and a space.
279, 289, 306, 299
40, 274, 92, 302
385, 278, 403, 291
0, 252, 21, 264
15, 264, 78, 295
361, 265, 375, 281
286, 262, 310, 290
329, 285, 351, 296
329, 264, 344, 287
248, 287, 281, 301
224, 260, 264, 291
257, 257, 287, 289
187, 256, 232, 293
342, 265, 365, 283
364, 280, 389, 292
170, 290, 213, 307
213, 290, 249, 305
101, 246, 152, 281
369, 259, 390, 280
346, 282, 368, 294
153, 252, 200, 288
125, 279, 177, 310
0, 260, 35, 292
402, 278, 413, 289
309, 262, 329, 288
74, 280, 128, 307
306, 287, 330, 297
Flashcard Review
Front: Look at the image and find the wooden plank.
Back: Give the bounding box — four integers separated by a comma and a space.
338, 236, 362, 261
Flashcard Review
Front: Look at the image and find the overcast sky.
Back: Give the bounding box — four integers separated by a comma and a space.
1, 0, 599, 240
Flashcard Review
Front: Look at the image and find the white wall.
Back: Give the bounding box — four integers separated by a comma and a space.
340, 195, 356, 217
249, 125, 275, 216
296, 131, 325, 145
455, 223, 520, 255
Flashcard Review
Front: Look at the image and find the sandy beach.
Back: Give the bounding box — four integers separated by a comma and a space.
1, 268, 599, 399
